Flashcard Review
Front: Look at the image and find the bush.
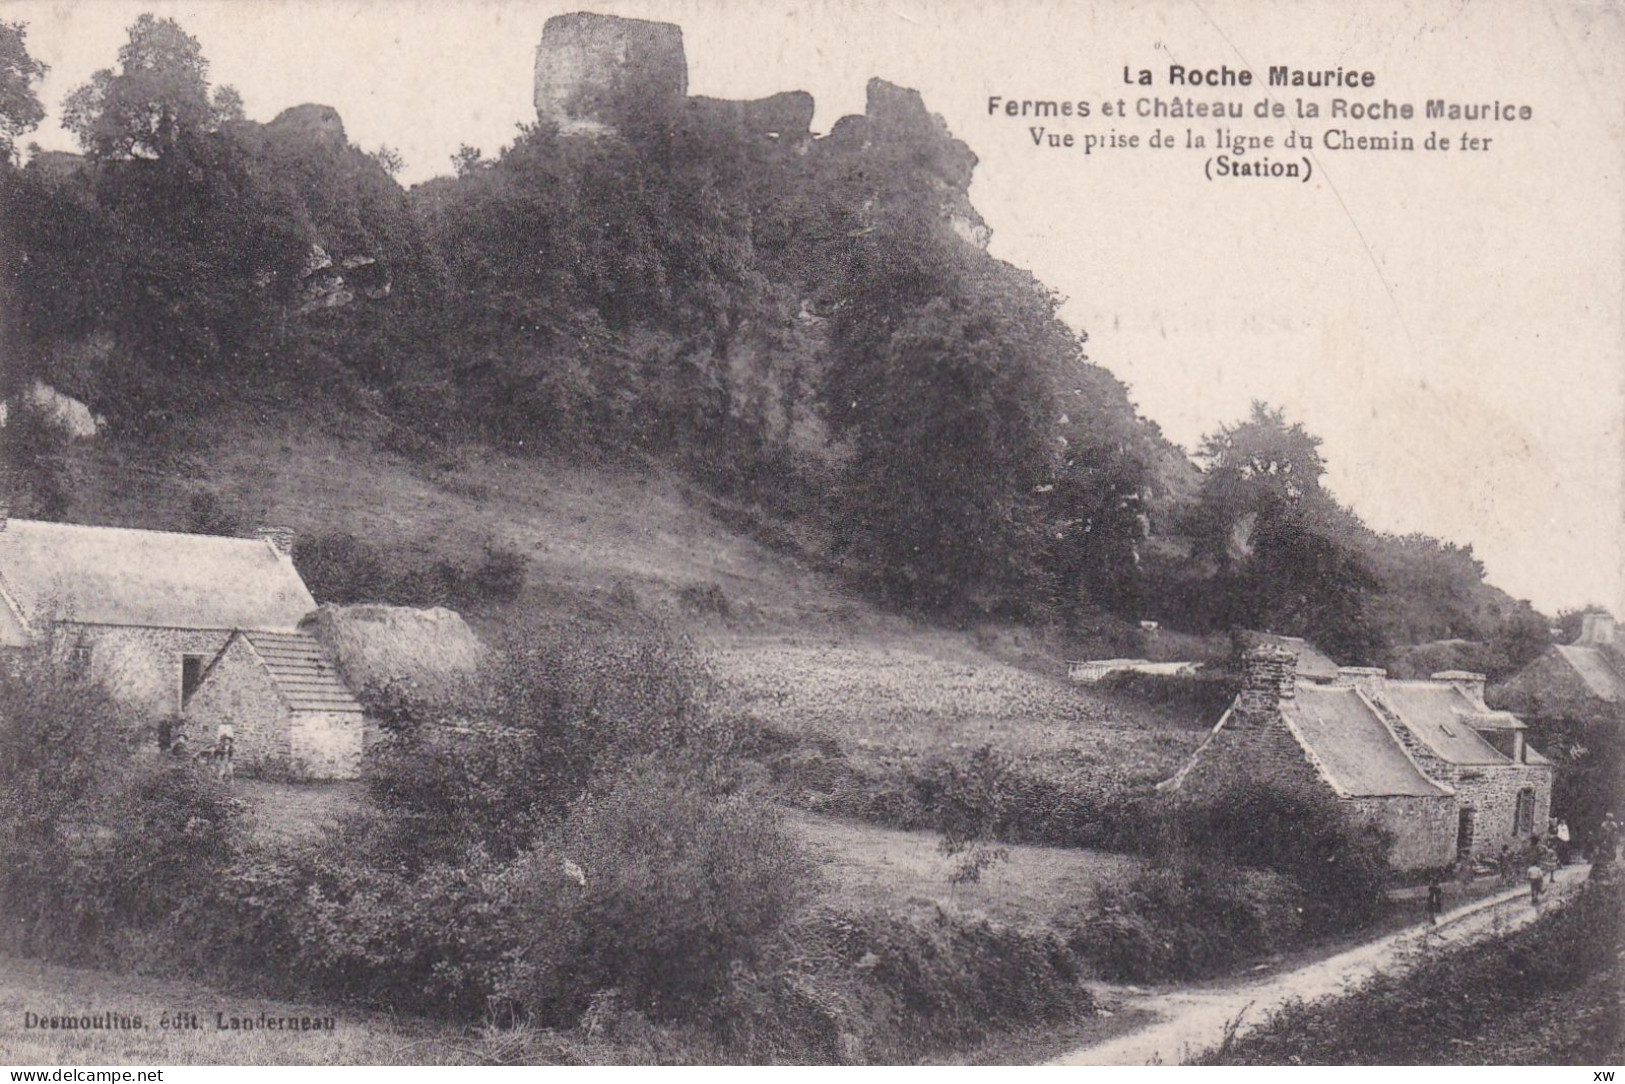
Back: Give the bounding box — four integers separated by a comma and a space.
766, 740, 1160, 853
1073, 861, 1303, 982
606, 902, 1095, 1064
0, 648, 241, 965
206, 836, 515, 1019
363, 623, 722, 863
1169, 781, 1392, 933
500, 766, 816, 1023
291, 530, 527, 611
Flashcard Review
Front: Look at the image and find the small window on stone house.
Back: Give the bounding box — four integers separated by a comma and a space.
68, 642, 92, 675
1514, 788, 1536, 835
181, 655, 207, 706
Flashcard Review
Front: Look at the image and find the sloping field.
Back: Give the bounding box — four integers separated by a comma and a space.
61, 418, 869, 634
790, 811, 1143, 928
707, 635, 1200, 782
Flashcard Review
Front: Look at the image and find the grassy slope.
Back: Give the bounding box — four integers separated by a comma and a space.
11, 414, 1205, 1063
230, 780, 1144, 934
55, 413, 1205, 784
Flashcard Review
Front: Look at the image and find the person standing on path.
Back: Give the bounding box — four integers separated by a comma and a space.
1527, 861, 1545, 905
1426, 880, 1444, 925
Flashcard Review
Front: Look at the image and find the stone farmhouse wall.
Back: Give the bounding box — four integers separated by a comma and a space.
182, 634, 292, 774
1169, 648, 1461, 872
1445, 763, 1553, 859
288, 711, 364, 781
1169, 711, 1326, 801
184, 635, 363, 780
1172, 647, 1325, 797
1345, 795, 1458, 870
1356, 683, 1552, 860
74, 624, 231, 718
1174, 710, 1458, 871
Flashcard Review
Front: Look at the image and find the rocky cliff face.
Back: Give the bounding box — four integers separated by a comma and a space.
230, 103, 424, 317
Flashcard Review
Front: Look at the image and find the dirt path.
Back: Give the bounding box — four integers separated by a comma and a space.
1051, 864, 1591, 1066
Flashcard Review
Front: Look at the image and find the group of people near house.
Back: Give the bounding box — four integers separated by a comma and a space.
1427, 813, 1613, 922
157, 718, 236, 783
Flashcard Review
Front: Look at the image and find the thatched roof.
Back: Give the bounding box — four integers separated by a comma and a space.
0, 519, 315, 643
301, 604, 485, 699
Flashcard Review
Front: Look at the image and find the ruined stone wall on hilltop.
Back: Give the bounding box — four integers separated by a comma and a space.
530, 13, 990, 248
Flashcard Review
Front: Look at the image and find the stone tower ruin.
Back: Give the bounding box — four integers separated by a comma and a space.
533, 12, 688, 136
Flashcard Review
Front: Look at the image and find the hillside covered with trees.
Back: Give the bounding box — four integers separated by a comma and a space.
0, 14, 1552, 672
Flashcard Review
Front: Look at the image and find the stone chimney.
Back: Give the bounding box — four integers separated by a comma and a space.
1236, 646, 1297, 721
1579, 612, 1617, 647
254, 525, 296, 559
1334, 666, 1388, 697
1431, 670, 1488, 703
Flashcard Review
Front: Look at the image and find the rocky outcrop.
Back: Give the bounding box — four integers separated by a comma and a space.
293, 244, 392, 314
0, 380, 104, 439
265, 104, 348, 148
228, 106, 402, 317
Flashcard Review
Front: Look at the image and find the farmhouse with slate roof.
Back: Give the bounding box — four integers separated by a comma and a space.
0, 515, 365, 779
1161, 646, 1553, 870
1492, 612, 1624, 720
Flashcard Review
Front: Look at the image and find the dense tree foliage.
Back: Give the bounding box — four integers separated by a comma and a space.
0, 20, 46, 165
62, 15, 241, 162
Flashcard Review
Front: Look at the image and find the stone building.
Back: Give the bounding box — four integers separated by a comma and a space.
1160, 647, 1554, 871
1492, 612, 1624, 719
0, 516, 365, 779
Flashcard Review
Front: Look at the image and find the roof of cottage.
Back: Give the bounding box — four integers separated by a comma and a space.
1376, 681, 1512, 766
301, 603, 485, 701
0, 519, 315, 641
242, 631, 364, 714
1551, 644, 1625, 702
1282, 684, 1449, 797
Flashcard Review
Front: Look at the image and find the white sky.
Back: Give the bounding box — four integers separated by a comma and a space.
5, 0, 1622, 618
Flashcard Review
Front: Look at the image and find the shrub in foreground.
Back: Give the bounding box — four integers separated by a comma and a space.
362, 623, 722, 863
500, 766, 817, 1023
0, 649, 240, 965
1169, 781, 1392, 933
1075, 860, 1304, 982
1199, 865, 1625, 1064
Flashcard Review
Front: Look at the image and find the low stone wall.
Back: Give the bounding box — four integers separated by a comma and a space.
289, 711, 364, 780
